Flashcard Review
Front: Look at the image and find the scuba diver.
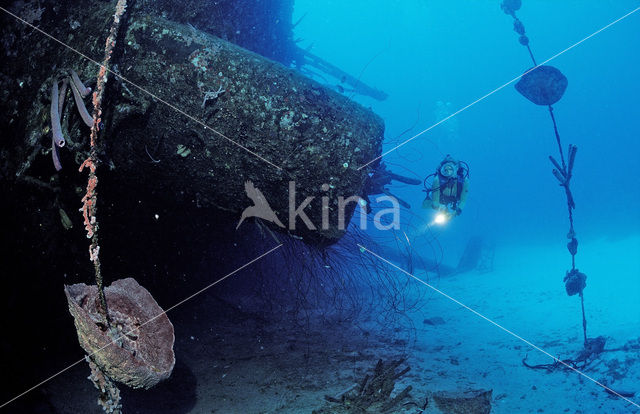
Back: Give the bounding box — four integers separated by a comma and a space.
423, 155, 469, 218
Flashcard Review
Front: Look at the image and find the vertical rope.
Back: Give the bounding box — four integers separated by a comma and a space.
547, 106, 566, 170
79, 0, 128, 327
580, 293, 587, 344
526, 44, 537, 66
504, 2, 587, 343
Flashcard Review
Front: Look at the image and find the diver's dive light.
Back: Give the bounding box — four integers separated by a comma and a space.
433, 211, 449, 225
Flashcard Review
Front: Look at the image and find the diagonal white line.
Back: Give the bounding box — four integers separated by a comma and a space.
0, 6, 282, 171
358, 5, 640, 170
0, 244, 282, 409
357, 243, 640, 409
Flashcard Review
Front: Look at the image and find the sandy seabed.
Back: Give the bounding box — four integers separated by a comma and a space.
33, 235, 640, 413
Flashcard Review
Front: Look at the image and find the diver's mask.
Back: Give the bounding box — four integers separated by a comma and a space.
440, 162, 457, 178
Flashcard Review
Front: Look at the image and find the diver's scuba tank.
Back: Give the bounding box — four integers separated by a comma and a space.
422, 155, 469, 209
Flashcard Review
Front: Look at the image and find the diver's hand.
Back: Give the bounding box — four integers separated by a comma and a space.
455, 207, 462, 216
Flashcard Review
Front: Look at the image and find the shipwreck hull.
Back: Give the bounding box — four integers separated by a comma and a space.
0, 0, 384, 404
2, 3, 384, 247
0, 2, 393, 410
107, 13, 383, 245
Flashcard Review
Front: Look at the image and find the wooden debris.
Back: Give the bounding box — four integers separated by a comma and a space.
314, 358, 413, 413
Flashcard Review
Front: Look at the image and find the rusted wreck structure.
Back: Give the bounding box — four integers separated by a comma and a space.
0, 0, 388, 408
2, 0, 386, 247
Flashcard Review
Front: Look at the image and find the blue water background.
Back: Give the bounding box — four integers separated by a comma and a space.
291, 3, 640, 409
293, 0, 640, 251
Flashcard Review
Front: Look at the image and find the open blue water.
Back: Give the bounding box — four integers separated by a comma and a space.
292, 1, 640, 412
